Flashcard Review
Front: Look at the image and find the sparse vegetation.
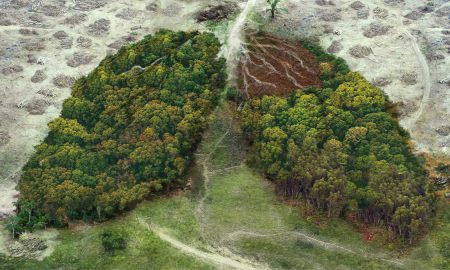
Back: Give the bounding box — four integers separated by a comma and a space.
0, 197, 213, 270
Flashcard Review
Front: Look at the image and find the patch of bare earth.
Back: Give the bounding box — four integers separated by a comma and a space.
237, 34, 322, 98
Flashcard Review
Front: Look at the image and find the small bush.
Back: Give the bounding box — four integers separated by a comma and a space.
101, 230, 127, 253
436, 163, 450, 176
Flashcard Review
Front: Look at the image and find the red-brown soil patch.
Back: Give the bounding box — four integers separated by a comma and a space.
237, 34, 322, 98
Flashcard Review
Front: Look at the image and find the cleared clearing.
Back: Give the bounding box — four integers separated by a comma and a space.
238, 34, 322, 97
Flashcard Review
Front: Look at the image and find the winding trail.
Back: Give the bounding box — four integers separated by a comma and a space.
138, 218, 270, 270
221, 0, 261, 65
195, 125, 231, 238
223, 230, 405, 267
375, 0, 432, 127
402, 30, 432, 125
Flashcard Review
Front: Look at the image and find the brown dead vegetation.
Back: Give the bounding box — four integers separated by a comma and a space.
87, 19, 110, 36
66, 52, 95, 67
237, 34, 322, 98
52, 74, 75, 88
31, 69, 47, 83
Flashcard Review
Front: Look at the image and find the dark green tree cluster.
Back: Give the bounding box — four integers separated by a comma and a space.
16, 30, 225, 230
101, 229, 127, 253
241, 42, 435, 243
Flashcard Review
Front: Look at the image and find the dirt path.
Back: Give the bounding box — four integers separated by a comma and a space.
225, 230, 357, 254
224, 230, 405, 267
195, 116, 232, 239
380, 0, 432, 127
221, 0, 261, 65
404, 31, 431, 125
137, 217, 270, 270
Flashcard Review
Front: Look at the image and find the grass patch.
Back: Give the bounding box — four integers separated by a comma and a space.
207, 167, 290, 236
135, 195, 202, 245
0, 197, 210, 270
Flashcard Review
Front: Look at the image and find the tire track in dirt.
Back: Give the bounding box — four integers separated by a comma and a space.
375, 0, 432, 127
138, 217, 271, 270
403, 30, 431, 125
224, 230, 405, 267
195, 111, 232, 239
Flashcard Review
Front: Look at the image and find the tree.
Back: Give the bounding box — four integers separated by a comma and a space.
331, 72, 386, 116
6, 216, 19, 239
239, 42, 433, 242
21, 201, 34, 225
266, 0, 284, 19
17, 30, 226, 227
101, 230, 127, 253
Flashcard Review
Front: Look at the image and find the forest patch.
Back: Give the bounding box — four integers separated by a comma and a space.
239, 37, 434, 243
14, 30, 225, 231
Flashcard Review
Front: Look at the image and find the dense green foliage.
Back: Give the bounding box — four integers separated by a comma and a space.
241, 41, 435, 242
16, 30, 225, 229
101, 230, 127, 253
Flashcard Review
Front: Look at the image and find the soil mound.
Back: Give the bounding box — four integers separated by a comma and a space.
237, 34, 321, 98
31, 69, 47, 83
327, 40, 343, 53
196, 2, 237, 22
52, 74, 75, 88
87, 19, 110, 36
349, 45, 372, 58
25, 98, 51, 115
363, 22, 391, 38
1, 65, 23, 75
66, 52, 95, 67
73, 0, 106, 11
